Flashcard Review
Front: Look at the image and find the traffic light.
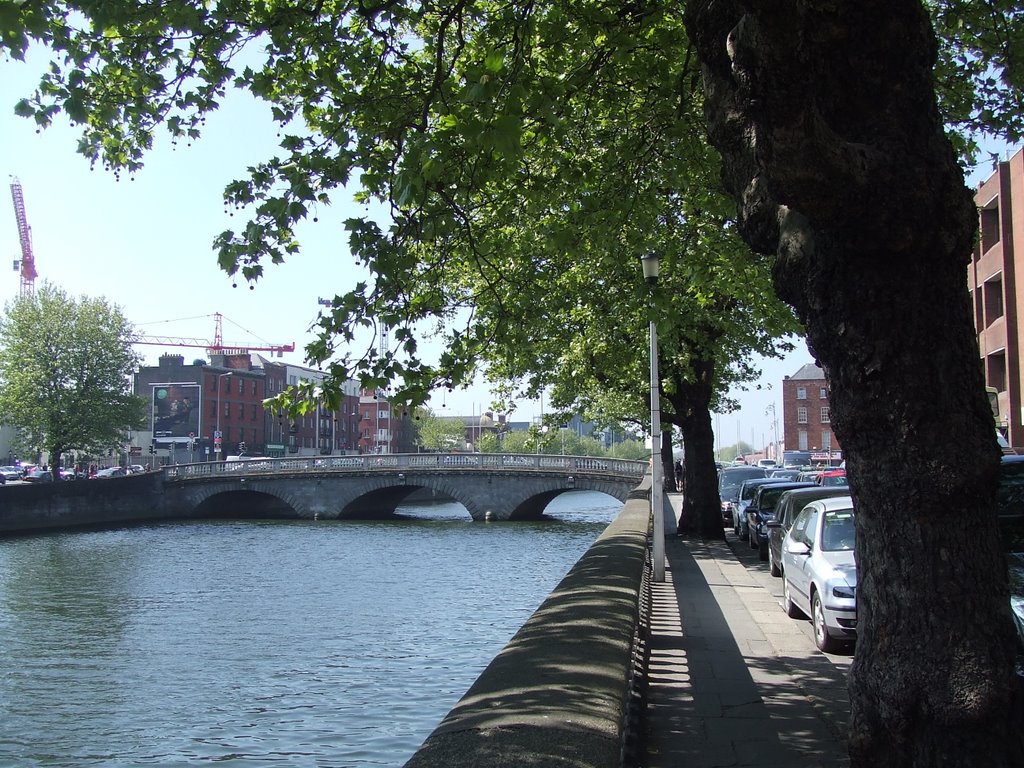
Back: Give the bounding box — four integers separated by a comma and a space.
149, 444, 155, 455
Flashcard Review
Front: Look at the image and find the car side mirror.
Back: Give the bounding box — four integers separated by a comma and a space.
766, 520, 781, 528
785, 540, 811, 556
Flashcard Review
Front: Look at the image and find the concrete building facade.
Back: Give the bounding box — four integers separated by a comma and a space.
969, 147, 1024, 445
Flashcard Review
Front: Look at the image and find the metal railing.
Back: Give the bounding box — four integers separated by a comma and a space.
163, 453, 647, 480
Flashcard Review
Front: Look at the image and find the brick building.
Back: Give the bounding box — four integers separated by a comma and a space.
969, 147, 1024, 445
782, 363, 841, 463
134, 353, 361, 460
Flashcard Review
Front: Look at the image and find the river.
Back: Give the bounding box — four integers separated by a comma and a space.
0, 490, 621, 767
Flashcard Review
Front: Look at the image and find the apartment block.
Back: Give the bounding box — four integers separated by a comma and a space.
969, 147, 1024, 445
782, 363, 841, 461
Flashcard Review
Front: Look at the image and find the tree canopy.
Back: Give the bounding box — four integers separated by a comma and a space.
4, 1, 1024, 762
1, 2, 801, 428
0, 283, 146, 474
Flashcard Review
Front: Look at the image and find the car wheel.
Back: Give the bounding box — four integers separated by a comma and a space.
812, 591, 838, 653
769, 549, 781, 577
783, 575, 805, 619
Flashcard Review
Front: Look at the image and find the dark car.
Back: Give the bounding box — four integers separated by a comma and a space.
997, 456, 1024, 671
717, 466, 767, 526
744, 481, 818, 558
766, 486, 856, 577
22, 469, 53, 483
734, 477, 790, 540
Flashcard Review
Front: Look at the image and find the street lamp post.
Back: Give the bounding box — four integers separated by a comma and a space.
215, 371, 232, 460
641, 252, 665, 583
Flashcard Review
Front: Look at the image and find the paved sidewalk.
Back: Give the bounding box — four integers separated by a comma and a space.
643, 495, 852, 767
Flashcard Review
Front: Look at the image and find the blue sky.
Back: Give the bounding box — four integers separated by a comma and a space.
1, 45, 1019, 450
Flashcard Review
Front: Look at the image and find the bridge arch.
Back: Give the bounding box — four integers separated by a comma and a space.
193, 488, 302, 519
162, 454, 646, 522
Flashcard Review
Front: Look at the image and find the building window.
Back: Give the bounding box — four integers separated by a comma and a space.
820, 388, 827, 399
798, 430, 808, 451
252, 404, 258, 421
988, 352, 1007, 393
238, 379, 244, 394
796, 387, 807, 400
797, 407, 808, 424
822, 432, 832, 451
252, 380, 258, 396
224, 402, 230, 418
210, 402, 217, 418
980, 201, 1000, 253
821, 407, 830, 423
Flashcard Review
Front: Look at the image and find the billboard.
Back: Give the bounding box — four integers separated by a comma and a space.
152, 382, 201, 442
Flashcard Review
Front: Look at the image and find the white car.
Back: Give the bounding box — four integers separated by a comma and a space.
781, 495, 857, 653
0, 465, 22, 482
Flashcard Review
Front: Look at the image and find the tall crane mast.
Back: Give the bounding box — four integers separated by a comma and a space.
134, 312, 296, 357
9, 178, 37, 297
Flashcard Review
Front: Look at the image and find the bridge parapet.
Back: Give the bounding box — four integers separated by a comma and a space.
164, 453, 646, 481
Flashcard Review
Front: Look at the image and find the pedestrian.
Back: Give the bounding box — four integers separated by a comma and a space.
674, 459, 683, 492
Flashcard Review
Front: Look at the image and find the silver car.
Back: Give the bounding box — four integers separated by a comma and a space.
781, 495, 857, 653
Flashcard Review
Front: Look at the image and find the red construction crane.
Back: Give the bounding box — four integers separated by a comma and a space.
9, 178, 37, 297
135, 312, 296, 357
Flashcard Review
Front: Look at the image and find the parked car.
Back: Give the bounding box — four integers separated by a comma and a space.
94, 467, 126, 478
780, 495, 857, 653
996, 456, 1024, 667
734, 477, 789, 540
743, 481, 817, 557
766, 486, 854, 577
23, 469, 54, 483
818, 469, 848, 487
0, 465, 21, 482
718, 466, 768, 526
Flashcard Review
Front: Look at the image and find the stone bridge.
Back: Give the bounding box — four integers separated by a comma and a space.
162, 453, 647, 522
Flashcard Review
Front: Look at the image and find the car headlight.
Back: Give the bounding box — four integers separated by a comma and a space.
832, 585, 856, 599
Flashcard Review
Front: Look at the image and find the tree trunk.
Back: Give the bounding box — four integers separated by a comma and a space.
666, 355, 726, 538
685, 2, 1024, 765
659, 424, 675, 495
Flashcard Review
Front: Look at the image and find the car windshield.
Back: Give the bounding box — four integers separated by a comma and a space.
741, 483, 763, 501
821, 510, 856, 551
759, 487, 790, 513
719, 469, 764, 494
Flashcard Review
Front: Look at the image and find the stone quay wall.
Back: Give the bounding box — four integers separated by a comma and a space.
0, 473, 176, 536
402, 480, 652, 768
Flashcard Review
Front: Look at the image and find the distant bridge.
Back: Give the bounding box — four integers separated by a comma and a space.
162, 453, 647, 522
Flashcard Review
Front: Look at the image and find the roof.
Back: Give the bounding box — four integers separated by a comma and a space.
790, 363, 824, 381
808, 495, 855, 512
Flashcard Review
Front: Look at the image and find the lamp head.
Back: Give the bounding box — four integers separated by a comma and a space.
640, 253, 660, 285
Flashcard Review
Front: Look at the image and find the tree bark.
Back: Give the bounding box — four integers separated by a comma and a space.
667, 355, 726, 538
685, 1, 1024, 765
